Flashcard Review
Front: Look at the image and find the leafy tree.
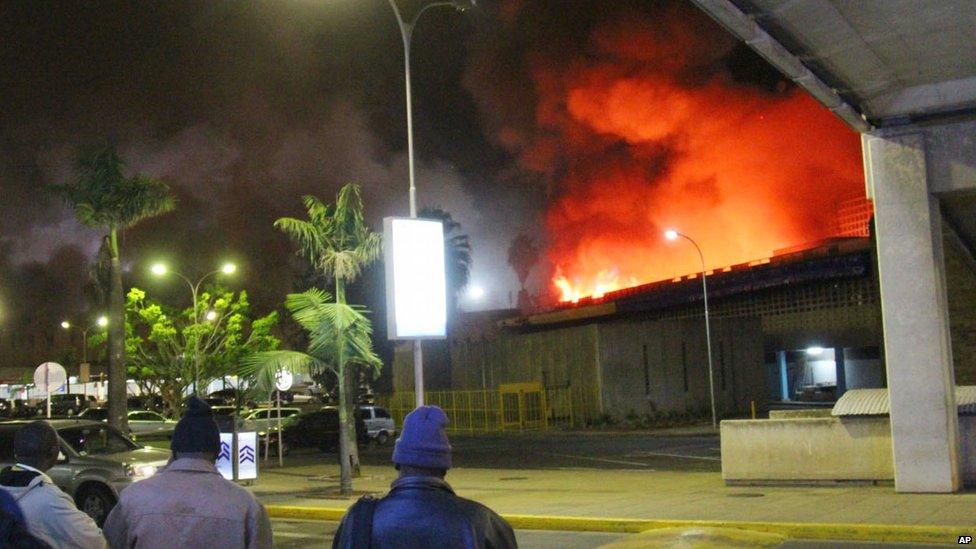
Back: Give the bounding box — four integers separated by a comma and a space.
273, 184, 381, 494
50, 146, 176, 431
419, 207, 472, 316
117, 287, 280, 417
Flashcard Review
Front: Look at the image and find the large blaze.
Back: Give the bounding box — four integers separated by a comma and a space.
465, 1, 865, 305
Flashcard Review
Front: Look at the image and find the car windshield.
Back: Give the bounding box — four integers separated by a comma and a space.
59, 425, 139, 455
79, 409, 108, 421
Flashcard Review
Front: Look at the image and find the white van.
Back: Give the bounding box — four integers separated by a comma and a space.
358, 406, 396, 445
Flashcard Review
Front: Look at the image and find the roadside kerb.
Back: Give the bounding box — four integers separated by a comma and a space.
265, 505, 961, 544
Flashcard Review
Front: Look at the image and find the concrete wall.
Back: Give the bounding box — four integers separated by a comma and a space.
721, 416, 894, 482
721, 415, 976, 485
597, 317, 764, 417
944, 233, 976, 385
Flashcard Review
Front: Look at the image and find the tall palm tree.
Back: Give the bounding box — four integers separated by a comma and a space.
50, 146, 176, 431
241, 290, 381, 486
419, 207, 471, 317
274, 184, 381, 493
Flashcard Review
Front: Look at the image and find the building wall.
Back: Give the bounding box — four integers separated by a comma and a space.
945, 233, 976, 385
597, 317, 764, 417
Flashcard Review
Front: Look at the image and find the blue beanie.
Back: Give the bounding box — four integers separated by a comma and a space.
392, 405, 452, 470
171, 396, 221, 455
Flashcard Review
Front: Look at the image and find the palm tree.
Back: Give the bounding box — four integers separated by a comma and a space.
419, 207, 472, 316
241, 289, 381, 489
507, 234, 538, 310
50, 146, 175, 432
273, 184, 381, 492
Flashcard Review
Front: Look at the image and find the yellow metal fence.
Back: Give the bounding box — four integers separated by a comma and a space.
377, 385, 600, 433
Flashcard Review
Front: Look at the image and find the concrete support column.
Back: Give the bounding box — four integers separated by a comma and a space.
834, 347, 846, 399
777, 351, 789, 401
864, 131, 960, 493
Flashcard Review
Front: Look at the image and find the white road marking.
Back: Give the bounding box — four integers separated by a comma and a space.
541, 452, 657, 467
624, 450, 720, 462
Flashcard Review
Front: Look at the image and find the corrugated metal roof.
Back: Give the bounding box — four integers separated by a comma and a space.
833, 386, 976, 416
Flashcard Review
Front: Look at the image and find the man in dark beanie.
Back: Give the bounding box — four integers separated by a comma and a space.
333, 405, 517, 548
103, 396, 271, 548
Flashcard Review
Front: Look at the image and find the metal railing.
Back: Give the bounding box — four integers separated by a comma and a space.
377, 385, 601, 433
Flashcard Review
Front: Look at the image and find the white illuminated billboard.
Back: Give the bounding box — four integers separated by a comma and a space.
384, 217, 447, 339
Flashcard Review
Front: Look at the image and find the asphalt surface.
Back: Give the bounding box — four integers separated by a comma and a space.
271, 520, 955, 548
283, 431, 722, 472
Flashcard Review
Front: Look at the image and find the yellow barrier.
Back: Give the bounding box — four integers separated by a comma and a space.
376, 386, 600, 433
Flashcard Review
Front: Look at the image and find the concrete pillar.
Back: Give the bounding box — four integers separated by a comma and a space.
777, 351, 789, 401
863, 130, 961, 493
834, 347, 846, 399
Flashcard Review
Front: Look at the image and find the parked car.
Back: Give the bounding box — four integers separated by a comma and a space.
358, 405, 397, 445
0, 420, 169, 526
78, 408, 177, 439
273, 409, 367, 455
37, 394, 96, 417
243, 407, 301, 435
127, 395, 165, 414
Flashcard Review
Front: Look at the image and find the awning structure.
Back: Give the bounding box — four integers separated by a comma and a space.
833, 386, 976, 417
691, 0, 976, 128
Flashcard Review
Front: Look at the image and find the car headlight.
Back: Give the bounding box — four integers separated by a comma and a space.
125, 464, 158, 481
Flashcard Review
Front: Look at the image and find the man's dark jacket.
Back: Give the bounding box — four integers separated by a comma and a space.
332, 476, 517, 549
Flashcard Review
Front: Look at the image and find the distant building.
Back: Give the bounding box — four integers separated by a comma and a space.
392, 227, 976, 421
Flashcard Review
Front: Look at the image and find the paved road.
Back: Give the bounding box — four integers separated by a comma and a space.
271, 519, 954, 548
280, 431, 722, 472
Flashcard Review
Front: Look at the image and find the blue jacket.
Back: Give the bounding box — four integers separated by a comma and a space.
333, 475, 517, 548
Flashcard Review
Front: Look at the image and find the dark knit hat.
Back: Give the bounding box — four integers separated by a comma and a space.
392, 405, 452, 470
171, 396, 221, 455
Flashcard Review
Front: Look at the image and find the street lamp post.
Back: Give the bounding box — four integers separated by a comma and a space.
665, 229, 718, 429
150, 262, 236, 395
61, 316, 108, 398
385, 0, 473, 407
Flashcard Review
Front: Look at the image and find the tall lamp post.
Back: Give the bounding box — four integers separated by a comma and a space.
665, 229, 717, 429
385, 0, 474, 407
61, 316, 108, 399
149, 262, 236, 395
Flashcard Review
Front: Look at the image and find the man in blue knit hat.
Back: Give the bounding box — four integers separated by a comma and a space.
333, 405, 516, 548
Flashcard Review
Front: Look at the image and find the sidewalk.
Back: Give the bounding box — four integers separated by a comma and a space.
250, 463, 976, 528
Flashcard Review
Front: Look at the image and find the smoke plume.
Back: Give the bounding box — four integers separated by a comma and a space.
465, 0, 864, 303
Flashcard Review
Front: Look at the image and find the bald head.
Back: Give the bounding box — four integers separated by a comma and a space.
15, 421, 60, 471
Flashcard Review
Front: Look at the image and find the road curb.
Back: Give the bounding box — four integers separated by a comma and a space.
266, 505, 964, 544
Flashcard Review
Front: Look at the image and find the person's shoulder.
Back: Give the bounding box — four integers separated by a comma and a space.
451, 494, 507, 521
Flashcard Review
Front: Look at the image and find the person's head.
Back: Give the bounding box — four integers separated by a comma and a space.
171, 396, 221, 461
14, 421, 60, 471
392, 405, 452, 478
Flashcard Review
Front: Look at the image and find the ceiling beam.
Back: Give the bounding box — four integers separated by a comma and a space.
690, 0, 873, 133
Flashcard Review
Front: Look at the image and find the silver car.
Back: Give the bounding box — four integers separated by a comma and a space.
0, 419, 170, 526
358, 405, 397, 445
78, 408, 177, 440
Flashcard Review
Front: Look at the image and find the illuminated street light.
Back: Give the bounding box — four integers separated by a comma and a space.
806, 346, 825, 356
151, 261, 240, 393
664, 228, 717, 429
61, 315, 109, 363
383, 0, 474, 408
467, 285, 485, 300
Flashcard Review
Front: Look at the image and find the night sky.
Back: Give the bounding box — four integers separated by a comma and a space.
0, 1, 812, 372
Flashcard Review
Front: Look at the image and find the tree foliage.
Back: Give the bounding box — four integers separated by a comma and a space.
119, 287, 280, 416
419, 206, 472, 300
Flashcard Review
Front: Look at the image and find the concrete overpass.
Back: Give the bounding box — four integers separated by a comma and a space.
691, 0, 976, 492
